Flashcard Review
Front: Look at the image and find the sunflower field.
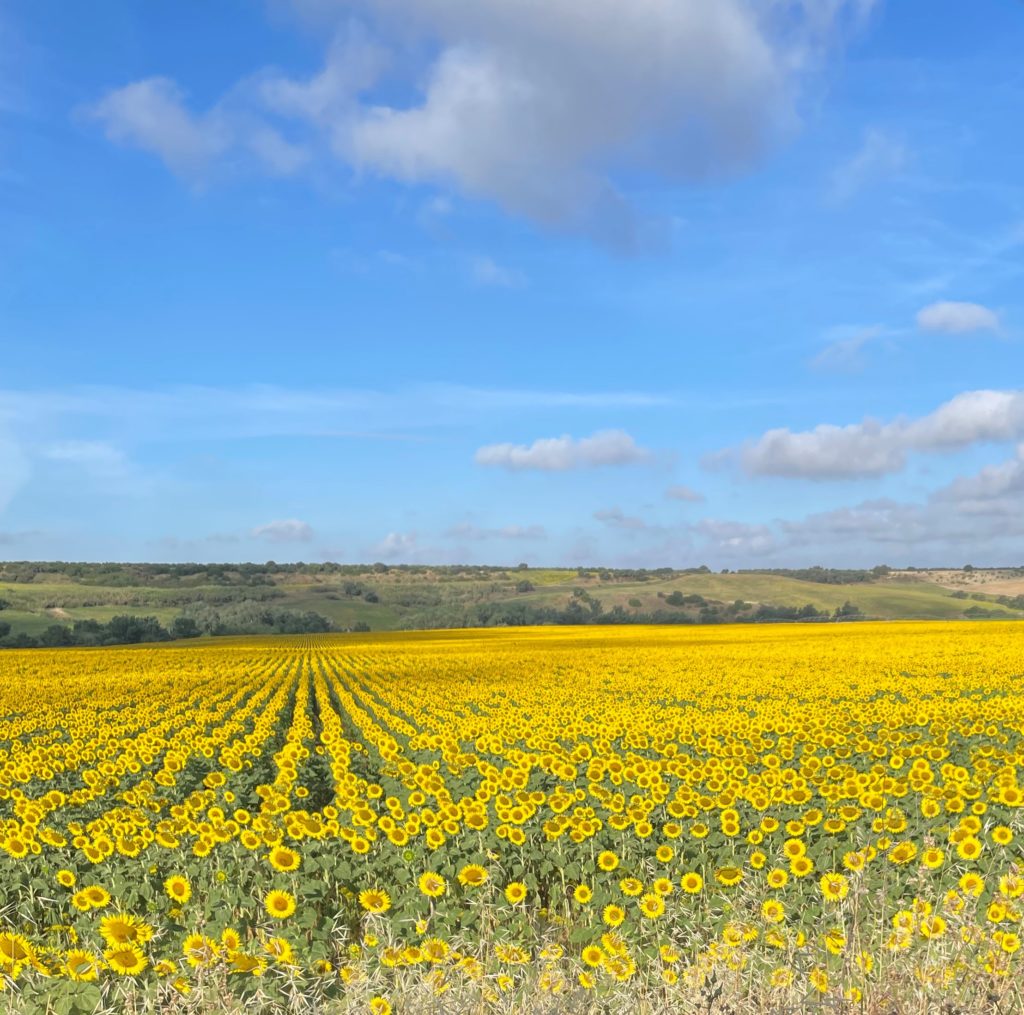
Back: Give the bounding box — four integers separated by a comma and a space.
2, 621, 1024, 1013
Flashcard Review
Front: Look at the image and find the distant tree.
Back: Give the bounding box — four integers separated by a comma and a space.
628, 597, 643, 608
516, 562, 528, 570
0, 598, 9, 610
352, 621, 371, 632
0, 621, 10, 638
39, 624, 75, 647
363, 590, 379, 603
833, 601, 863, 619
1, 633, 38, 648
515, 580, 534, 593
963, 564, 975, 573
665, 591, 685, 607
170, 617, 201, 639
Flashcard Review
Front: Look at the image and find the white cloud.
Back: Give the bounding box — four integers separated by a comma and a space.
902, 390, 1024, 450
693, 518, 776, 555
470, 255, 524, 288
916, 301, 1001, 335
829, 127, 906, 201
690, 446, 1024, 564
736, 389, 1024, 480
665, 484, 705, 503
89, 78, 229, 176
374, 530, 417, 558
89, 1, 874, 243
740, 419, 905, 479
88, 76, 308, 180
475, 429, 651, 471
445, 522, 546, 540
251, 518, 314, 543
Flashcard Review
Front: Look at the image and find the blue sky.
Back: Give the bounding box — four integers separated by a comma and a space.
1, 0, 1022, 568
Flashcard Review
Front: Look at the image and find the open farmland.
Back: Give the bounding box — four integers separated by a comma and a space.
3, 623, 1024, 1013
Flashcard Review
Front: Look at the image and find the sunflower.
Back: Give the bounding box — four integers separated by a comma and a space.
823, 928, 846, 955
680, 872, 703, 894
842, 850, 866, 872
761, 899, 785, 923
104, 944, 148, 976
369, 999, 392, 1015
656, 844, 674, 863
957, 836, 983, 861
359, 888, 392, 914
56, 870, 76, 889
652, 877, 674, 896
504, 882, 527, 905
265, 890, 297, 920
422, 938, 449, 963
418, 872, 447, 898
183, 934, 220, 967
458, 864, 488, 888
573, 884, 593, 904
79, 885, 111, 910
64, 949, 101, 982
959, 871, 985, 896
715, 866, 744, 887
766, 867, 789, 889
70, 890, 92, 912
581, 945, 603, 968
99, 913, 146, 946
809, 967, 828, 994
782, 838, 805, 859
602, 904, 626, 928
639, 893, 665, 919
597, 851, 619, 872
770, 967, 794, 988
819, 873, 849, 903
888, 841, 917, 865
992, 825, 1014, 847
268, 845, 301, 872
920, 847, 944, 870
790, 856, 814, 878
1001, 933, 1021, 954
919, 915, 946, 939
221, 928, 242, 951
263, 936, 295, 965
164, 874, 191, 904
0, 933, 33, 973
619, 878, 644, 897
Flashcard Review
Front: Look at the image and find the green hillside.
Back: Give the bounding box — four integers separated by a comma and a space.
1, 561, 1021, 642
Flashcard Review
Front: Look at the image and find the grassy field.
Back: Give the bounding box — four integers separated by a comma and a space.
1, 564, 1021, 638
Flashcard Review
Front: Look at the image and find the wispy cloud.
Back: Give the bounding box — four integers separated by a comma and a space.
251, 519, 314, 543
916, 300, 1001, 335
665, 484, 704, 503
810, 325, 886, 373
470, 255, 525, 288
0, 383, 669, 442
829, 127, 907, 202
475, 430, 651, 472
593, 507, 654, 532
444, 522, 546, 541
